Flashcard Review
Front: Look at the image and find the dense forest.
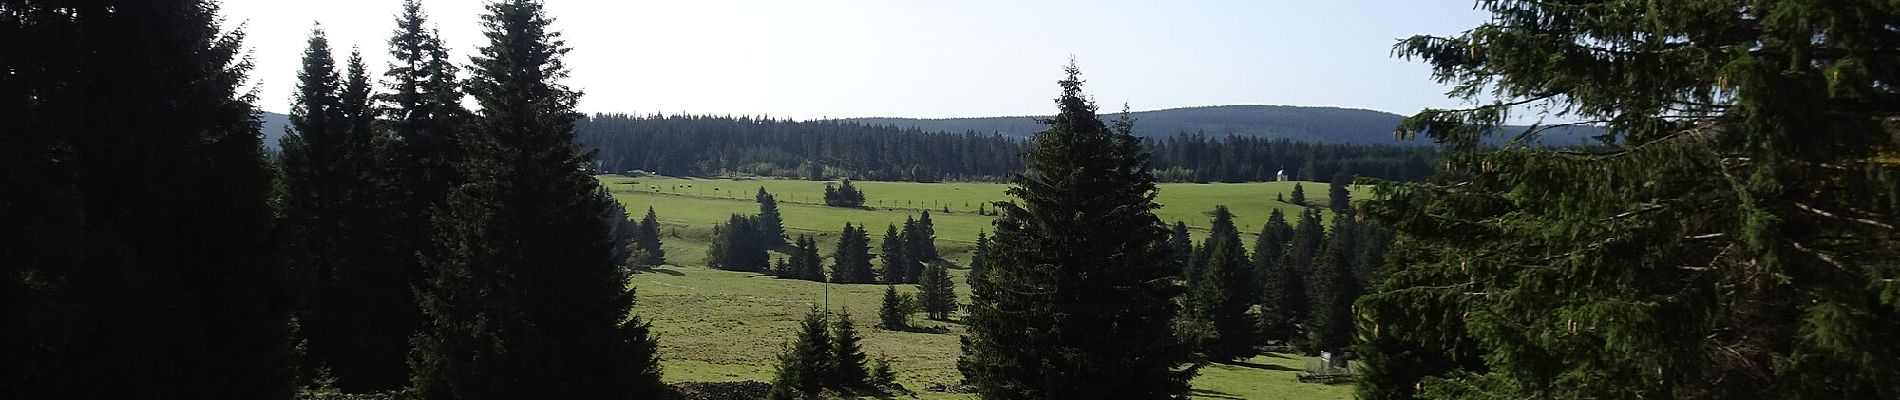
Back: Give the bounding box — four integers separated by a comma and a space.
575, 113, 1438, 182
576, 114, 1023, 182
854, 105, 1419, 143
853, 104, 1604, 146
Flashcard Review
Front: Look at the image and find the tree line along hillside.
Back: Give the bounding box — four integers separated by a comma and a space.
851, 104, 1604, 146
573, 113, 1438, 183
852, 105, 1409, 143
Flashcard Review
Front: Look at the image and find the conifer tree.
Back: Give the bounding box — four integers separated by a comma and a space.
330, 1, 468, 390
1286, 209, 1324, 274
1289, 183, 1306, 206
708, 214, 767, 272
772, 256, 793, 279
279, 25, 347, 376
790, 235, 824, 281
768, 307, 833, 399
1325, 173, 1352, 214
915, 211, 940, 261
879, 285, 909, 330
828, 309, 870, 388
967, 231, 991, 287
1, 0, 296, 397
381, 0, 466, 215
635, 207, 665, 265
1254, 208, 1300, 342
900, 217, 928, 283
842, 179, 865, 205
1359, 1, 1900, 398
757, 187, 786, 248
870, 357, 899, 389
823, 179, 866, 207
960, 63, 1195, 398
596, 187, 639, 267
1168, 221, 1194, 272
879, 224, 911, 284
409, 1, 663, 398
282, 28, 416, 392
919, 262, 959, 320
830, 223, 877, 283
1190, 206, 1257, 361
1305, 214, 1358, 353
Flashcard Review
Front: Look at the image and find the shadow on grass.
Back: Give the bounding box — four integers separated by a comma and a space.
639, 267, 686, 276
881, 324, 953, 334
1222, 359, 1299, 372
1188, 388, 1248, 400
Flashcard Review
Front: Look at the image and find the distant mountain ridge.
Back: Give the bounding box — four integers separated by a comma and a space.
259, 111, 290, 151
849, 105, 1601, 146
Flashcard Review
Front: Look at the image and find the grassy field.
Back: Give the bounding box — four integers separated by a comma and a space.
600, 175, 1358, 266
606, 175, 1357, 398
632, 264, 1350, 399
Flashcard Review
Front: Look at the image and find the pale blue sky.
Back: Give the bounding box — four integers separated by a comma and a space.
224, 0, 1495, 119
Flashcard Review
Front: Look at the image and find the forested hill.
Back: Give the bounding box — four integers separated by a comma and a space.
571, 113, 1437, 182
260, 107, 1453, 181
852, 105, 1601, 146
260, 111, 291, 151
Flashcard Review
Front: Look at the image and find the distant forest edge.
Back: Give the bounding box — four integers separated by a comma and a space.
850, 105, 1604, 145
262, 104, 1584, 182
572, 113, 1437, 182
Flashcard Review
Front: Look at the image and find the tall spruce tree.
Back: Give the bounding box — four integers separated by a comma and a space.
1190, 206, 1257, 361
900, 217, 928, 283
1253, 208, 1300, 342
967, 231, 991, 287
768, 307, 834, 399
1270, 208, 1323, 347
1289, 183, 1306, 206
381, 0, 466, 217
919, 262, 959, 320
828, 308, 871, 389
1286, 209, 1324, 275
634, 207, 665, 265
879, 224, 910, 284
279, 26, 346, 374
282, 28, 415, 392
320, 0, 468, 390
1325, 173, 1352, 214
830, 223, 876, 283
757, 187, 786, 248
0, 0, 296, 397
1305, 213, 1358, 354
1357, 1, 1900, 399
596, 187, 639, 267
915, 211, 939, 261
409, 1, 663, 398
960, 63, 1195, 398
1168, 221, 1194, 273
788, 235, 824, 282
1306, 175, 1361, 354
879, 285, 909, 330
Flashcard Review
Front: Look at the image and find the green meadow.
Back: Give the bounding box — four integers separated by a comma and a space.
600, 175, 1357, 265
604, 175, 1357, 399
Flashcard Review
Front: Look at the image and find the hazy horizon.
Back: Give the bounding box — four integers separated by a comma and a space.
224, 0, 1496, 120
